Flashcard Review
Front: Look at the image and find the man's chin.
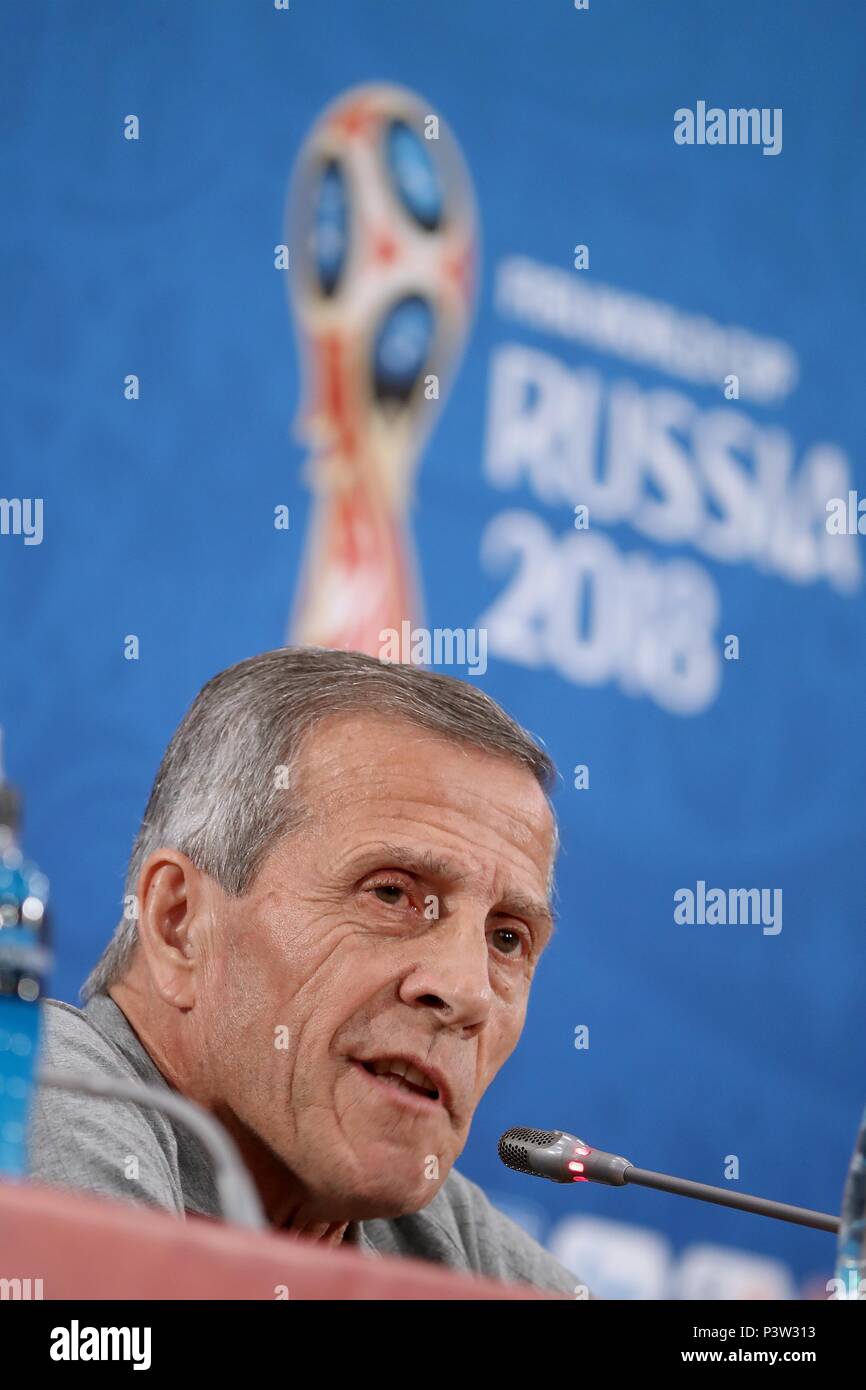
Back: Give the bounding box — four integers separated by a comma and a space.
305, 1162, 451, 1224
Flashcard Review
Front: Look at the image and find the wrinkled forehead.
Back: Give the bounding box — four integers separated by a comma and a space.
293, 712, 558, 889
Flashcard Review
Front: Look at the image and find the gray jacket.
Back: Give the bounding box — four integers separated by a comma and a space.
27, 995, 581, 1298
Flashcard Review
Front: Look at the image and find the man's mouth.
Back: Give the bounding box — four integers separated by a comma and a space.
352, 1056, 448, 1110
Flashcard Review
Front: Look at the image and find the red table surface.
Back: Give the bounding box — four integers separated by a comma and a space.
0, 1180, 565, 1300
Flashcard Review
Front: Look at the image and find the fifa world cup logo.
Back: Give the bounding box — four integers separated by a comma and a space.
285, 84, 477, 653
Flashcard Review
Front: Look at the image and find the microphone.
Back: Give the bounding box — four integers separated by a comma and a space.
38, 1068, 265, 1229
499, 1127, 839, 1235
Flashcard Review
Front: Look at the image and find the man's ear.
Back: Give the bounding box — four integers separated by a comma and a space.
134, 849, 212, 1010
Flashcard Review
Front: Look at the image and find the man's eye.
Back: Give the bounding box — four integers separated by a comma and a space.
490, 927, 525, 957
370, 883, 407, 906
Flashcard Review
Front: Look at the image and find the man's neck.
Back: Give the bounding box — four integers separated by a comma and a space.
108, 981, 349, 1242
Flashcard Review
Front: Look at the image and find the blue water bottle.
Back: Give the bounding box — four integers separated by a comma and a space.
0, 733, 52, 1177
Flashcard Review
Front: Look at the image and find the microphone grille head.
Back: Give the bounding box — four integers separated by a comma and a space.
498, 1126, 561, 1173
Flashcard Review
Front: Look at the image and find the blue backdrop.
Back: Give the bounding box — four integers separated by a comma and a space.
3, 0, 865, 1298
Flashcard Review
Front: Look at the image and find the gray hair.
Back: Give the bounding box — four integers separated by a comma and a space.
82, 646, 558, 1001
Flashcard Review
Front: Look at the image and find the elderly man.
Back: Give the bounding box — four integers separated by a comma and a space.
30, 647, 580, 1296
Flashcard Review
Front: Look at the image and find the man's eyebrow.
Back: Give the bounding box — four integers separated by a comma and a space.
353, 843, 468, 884
498, 892, 557, 936
351, 843, 556, 934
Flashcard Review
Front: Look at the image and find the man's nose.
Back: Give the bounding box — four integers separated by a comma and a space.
398, 918, 494, 1033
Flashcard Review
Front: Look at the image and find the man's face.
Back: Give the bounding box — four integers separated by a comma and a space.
203, 713, 556, 1222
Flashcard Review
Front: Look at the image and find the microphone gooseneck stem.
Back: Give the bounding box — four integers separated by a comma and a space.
624, 1166, 839, 1233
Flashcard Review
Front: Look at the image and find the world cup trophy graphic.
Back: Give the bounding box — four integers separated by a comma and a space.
285, 84, 477, 653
